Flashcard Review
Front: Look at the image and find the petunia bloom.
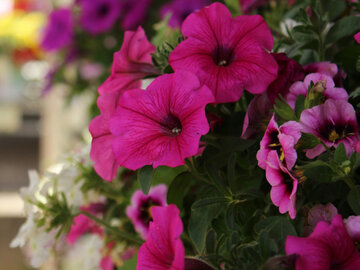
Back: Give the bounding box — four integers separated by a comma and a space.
265, 150, 298, 219
239, 0, 268, 14
286, 214, 360, 270
300, 99, 359, 158
354, 32, 360, 44
119, 0, 153, 30
304, 62, 338, 78
110, 71, 214, 170
160, 0, 210, 28
257, 115, 302, 170
137, 205, 184, 270
169, 2, 277, 103
98, 26, 158, 96
344, 216, 360, 242
79, 0, 120, 35
303, 203, 338, 236
126, 184, 167, 239
40, 8, 74, 52
286, 73, 348, 109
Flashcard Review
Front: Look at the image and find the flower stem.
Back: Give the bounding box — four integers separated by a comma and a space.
343, 176, 356, 190
80, 211, 143, 246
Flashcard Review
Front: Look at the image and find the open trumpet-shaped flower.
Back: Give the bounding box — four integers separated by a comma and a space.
300, 99, 359, 158
137, 205, 184, 270
265, 150, 298, 219
110, 71, 214, 170
126, 184, 167, 239
286, 215, 360, 270
169, 2, 277, 103
257, 115, 302, 170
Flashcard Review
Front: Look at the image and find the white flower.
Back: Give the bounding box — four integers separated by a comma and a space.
10, 211, 36, 248
27, 230, 55, 268
19, 170, 41, 214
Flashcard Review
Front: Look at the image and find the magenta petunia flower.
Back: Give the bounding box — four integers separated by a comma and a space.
126, 184, 167, 239
160, 0, 210, 28
256, 115, 302, 170
67, 204, 105, 245
300, 99, 359, 158
120, 0, 153, 30
100, 256, 115, 270
137, 205, 184, 270
265, 150, 298, 219
344, 216, 360, 242
98, 26, 158, 96
286, 73, 348, 109
169, 2, 278, 104
40, 8, 74, 52
109, 71, 214, 170
242, 53, 304, 139
79, 0, 120, 35
304, 61, 338, 78
286, 214, 360, 270
354, 32, 360, 44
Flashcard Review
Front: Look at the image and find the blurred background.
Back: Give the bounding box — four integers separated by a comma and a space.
0, 0, 91, 269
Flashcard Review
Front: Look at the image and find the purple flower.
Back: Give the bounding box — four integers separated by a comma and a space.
40, 8, 74, 52
286, 73, 348, 109
120, 0, 153, 30
304, 62, 338, 78
109, 71, 214, 170
169, 2, 278, 103
303, 203, 338, 236
286, 215, 360, 270
137, 205, 184, 270
239, 0, 268, 14
79, 0, 120, 35
126, 184, 167, 240
257, 115, 302, 170
355, 32, 360, 44
160, 0, 210, 28
300, 100, 359, 158
265, 150, 298, 219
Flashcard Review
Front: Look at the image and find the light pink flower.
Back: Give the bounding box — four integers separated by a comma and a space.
300, 100, 359, 158
169, 2, 277, 103
354, 32, 360, 44
99, 26, 158, 96
286, 214, 360, 270
137, 205, 184, 270
286, 73, 348, 109
344, 216, 360, 242
126, 184, 167, 239
308, 203, 338, 227
110, 71, 214, 170
257, 115, 302, 170
304, 62, 338, 78
265, 150, 298, 219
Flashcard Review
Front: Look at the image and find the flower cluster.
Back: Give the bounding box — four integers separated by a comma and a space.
11, 1, 360, 270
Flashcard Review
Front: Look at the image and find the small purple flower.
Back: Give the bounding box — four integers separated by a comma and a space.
160, 0, 210, 28
308, 203, 338, 227
126, 184, 167, 239
79, 0, 120, 35
41, 8, 74, 52
265, 150, 298, 219
344, 216, 360, 242
120, 0, 153, 30
286, 73, 348, 109
257, 115, 302, 170
300, 99, 359, 158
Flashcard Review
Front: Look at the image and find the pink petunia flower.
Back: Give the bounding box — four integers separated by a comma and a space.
67, 204, 105, 245
300, 99, 359, 158
137, 205, 184, 270
119, 0, 153, 30
265, 150, 298, 219
100, 256, 115, 270
256, 115, 302, 170
99, 26, 159, 96
303, 203, 338, 236
109, 71, 214, 170
354, 32, 360, 44
344, 216, 360, 243
169, 2, 278, 104
304, 62, 338, 78
126, 184, 167, 240
286, 73, 348, 109
286, 214, 360, 270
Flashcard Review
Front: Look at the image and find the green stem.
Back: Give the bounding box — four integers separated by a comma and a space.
80, 211, 143, 246
344, 176, 356, 190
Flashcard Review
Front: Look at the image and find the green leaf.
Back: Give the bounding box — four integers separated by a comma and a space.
224, 0, 241, 15
347, 187, 360, 214
117, 254, 137, 270
296, 132, 321, 150
274, 97, 297, 121
192, 197, 229, 209
334, 143, 347, 163
153, 165, 186, 186
167, 172, 193, 210
294, 94, 305, 118
349, 87, 360, 99
326, 16, 360, 44
137, 165, 154, 195
189, 205, 222, 253
227, 152, 237, 191
357, 56, 360, 72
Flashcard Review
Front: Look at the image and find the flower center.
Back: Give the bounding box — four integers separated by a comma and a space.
268, 130, 285, 162
139, 198, 161, 226
98, 4, 109, 17
321, 124, 355, 143
212, 46, 234, 66
282, 172, 294, 194
162, 114, 182, 137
